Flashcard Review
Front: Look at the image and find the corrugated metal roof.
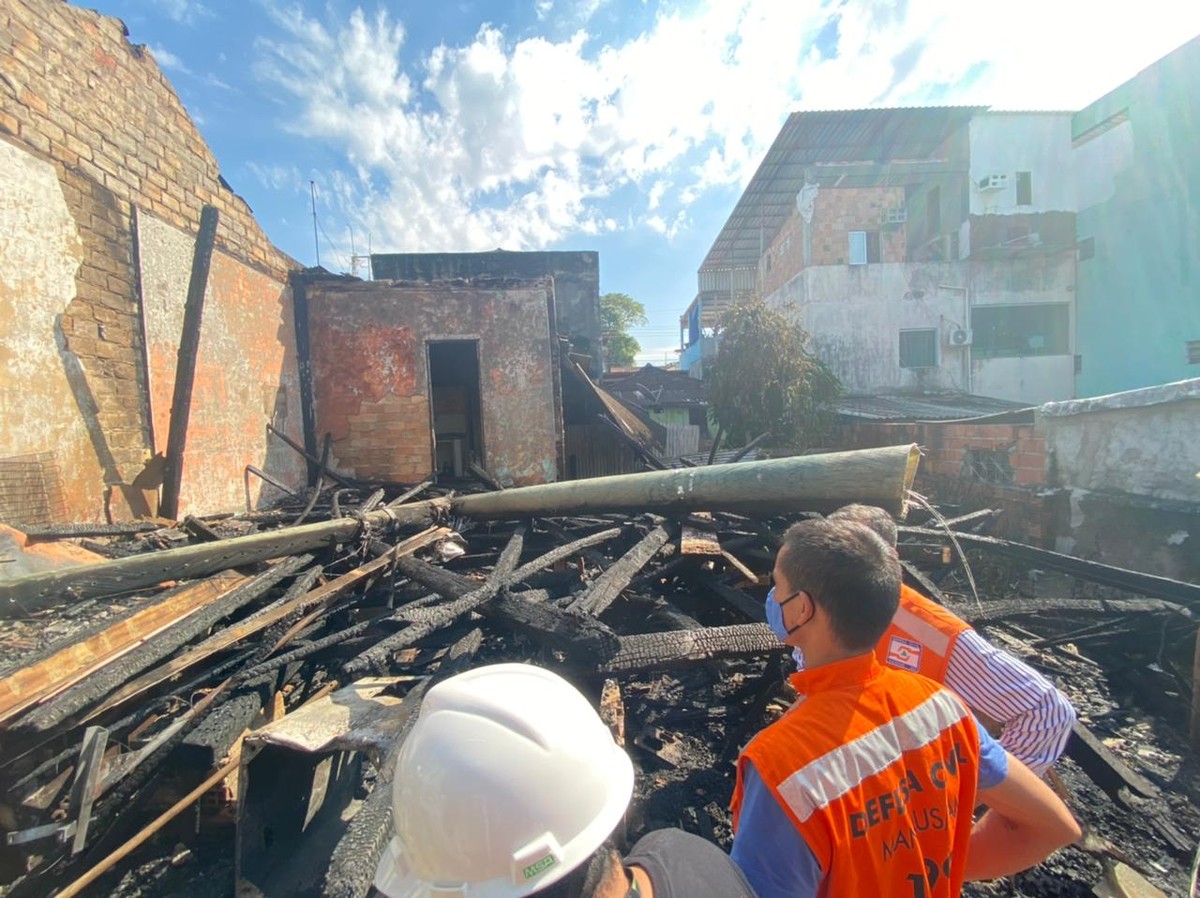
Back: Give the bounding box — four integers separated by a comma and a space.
837, 393, 1030, 423
701, 106, 985, 270
601, 364, 708, 408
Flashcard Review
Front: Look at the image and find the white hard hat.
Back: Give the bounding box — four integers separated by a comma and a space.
373, 663, 634, 898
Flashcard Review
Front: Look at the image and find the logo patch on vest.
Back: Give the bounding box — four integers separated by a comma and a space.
886, 635, 923, 672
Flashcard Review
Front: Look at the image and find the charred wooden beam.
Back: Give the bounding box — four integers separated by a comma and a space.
569, 522, 676, 617
21, 522, 162, 540
10, 556, 312, 738
341, 529, 525, 677
901, 527, 1200, 606
597, 623, 780, 673
267, 422, 356, 489
729, 430, 771, 463
320, 629, 483, 898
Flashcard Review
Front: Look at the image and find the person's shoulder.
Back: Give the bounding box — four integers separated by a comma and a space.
899, 583, 970, 627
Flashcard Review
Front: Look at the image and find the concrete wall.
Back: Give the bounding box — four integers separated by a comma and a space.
1039, 380, 1200, 504
765, 255, 1075, 403
968, 113, 1076, 215
370, 252, 600, 369
1071, 37, 1200, 397
1038, 380, 1200, 580
305, 279, 561, 486
137, 214, 304, 514
0, 0, 299, 521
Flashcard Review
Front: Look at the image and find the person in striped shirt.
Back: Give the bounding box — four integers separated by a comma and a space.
821, 504, 1076, 776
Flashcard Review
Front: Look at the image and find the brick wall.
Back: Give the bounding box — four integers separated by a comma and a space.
0, 1, 299, 520
838, 420, 1052, 544
305, 278, 562, 487
763, 187, 907, 295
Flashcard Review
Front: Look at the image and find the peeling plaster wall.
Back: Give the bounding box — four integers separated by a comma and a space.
137, 213, 305, 514
0, 0, 300, 520
1039, 381, 1200, 504
765, 255, 1075, 403
0, 139, 103, 520
1037, 381, 1200, 580
306, 280, 561, 486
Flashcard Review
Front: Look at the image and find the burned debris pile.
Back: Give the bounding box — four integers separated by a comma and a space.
0, 446, 1197, 898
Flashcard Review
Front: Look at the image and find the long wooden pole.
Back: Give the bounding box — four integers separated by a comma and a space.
160, 205, 220, 520
451, 444, 920, 520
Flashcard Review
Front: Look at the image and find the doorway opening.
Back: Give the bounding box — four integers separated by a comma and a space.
427, 340, 484, 479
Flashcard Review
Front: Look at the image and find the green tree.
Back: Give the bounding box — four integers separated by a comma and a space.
600, 292, 648, 368
707, 299, 842, 450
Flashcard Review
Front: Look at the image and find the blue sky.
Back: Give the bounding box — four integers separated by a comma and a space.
95, 0, 1198, 363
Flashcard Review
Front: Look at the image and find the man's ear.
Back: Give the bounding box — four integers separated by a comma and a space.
792, 589, 817, 625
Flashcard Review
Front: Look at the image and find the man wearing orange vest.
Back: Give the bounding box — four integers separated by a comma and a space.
825, 504, 1075, 775
731, 518, 1080, 898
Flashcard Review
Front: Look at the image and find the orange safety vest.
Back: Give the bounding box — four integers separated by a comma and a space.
732, 654, 981, 898
875, 585, 972, 683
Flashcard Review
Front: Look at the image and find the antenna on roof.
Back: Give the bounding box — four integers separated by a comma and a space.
309, 180, 321, 268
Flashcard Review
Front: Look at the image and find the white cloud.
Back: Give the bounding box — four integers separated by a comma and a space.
153, 0, 211, 25
247, 162, 303, 192
254, 0, 1200, 256
149, 44, 190, 74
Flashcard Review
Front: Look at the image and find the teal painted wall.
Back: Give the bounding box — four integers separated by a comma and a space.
1073, 37, 1200, 397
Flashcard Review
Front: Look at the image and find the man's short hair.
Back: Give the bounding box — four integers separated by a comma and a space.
777, 518, 901, 652
532, 841, 624, 898
827, 504, 899, 548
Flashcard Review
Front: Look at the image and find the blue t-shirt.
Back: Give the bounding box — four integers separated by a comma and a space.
731, 717, 1008, 898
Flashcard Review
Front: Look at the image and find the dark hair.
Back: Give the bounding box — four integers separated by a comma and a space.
531, 841, 624, 898
777, 518, 900, 652
827, 504, 899, 548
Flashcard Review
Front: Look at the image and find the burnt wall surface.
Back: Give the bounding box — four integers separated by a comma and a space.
370, 251, 600, 366
0, 1, 300, 521
305, 278, 561, 487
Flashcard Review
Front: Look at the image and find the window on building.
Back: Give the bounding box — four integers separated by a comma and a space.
926, 186, 941, 234
899, 329, 938, 368
971, 304, 1070, 358
848, 230, 881, 265
1188, 340, 1200, 365
1077, 236, 1095, 261
1016, 171, 1033, 206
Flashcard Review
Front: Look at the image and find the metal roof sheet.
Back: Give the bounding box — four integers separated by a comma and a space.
837, 393, 1030, 423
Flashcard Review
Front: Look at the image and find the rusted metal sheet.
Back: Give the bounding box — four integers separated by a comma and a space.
138, 211, 306, 516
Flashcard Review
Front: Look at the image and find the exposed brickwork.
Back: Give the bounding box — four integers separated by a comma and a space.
837, 420, 1052, 545
0, 1, 297, 518
763, 187, 907, 295
306, 278, 562, 487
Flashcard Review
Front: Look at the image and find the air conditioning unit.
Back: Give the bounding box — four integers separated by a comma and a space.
947, 327, 973, 347
977, 174, 1008, 191
881, 206, 907, 224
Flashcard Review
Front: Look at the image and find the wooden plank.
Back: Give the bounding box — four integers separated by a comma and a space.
0, 571, 246, 725
681, 513, 721, 555
82, 527, 449, 721
160, 204, 219, 520
68, 726, 108, 855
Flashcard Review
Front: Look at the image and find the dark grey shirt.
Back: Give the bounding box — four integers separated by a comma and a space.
625, 829, 757, 898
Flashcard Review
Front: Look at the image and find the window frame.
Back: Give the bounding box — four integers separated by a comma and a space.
971, 303, 1071, 359
899, 328, 939, 369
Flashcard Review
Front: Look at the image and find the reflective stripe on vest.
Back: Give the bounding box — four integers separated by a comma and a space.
777, 689, 969, 823
876, 585, 971, 682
